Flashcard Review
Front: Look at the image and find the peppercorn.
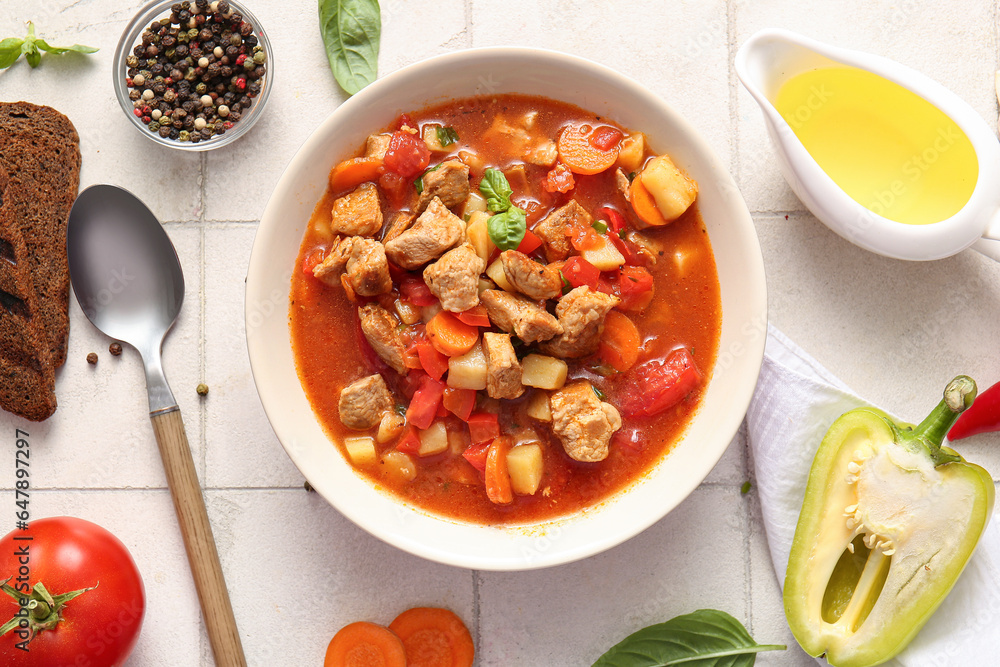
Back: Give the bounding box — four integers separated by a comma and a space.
87, 352, 98, 365
109, 342, 123, 356
190, 133, 201, 143
159, 126, 171, 138
252, 50, 265, 64
129, 89, 141, 101
126, 54, 140, 67
244, 34, 256, 47
199, 28, 213, 42
179, 130, 190, 141
239, 20, 252, 37
196, 383, 209, 396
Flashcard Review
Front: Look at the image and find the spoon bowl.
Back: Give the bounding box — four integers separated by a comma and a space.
67, 184, 246, 666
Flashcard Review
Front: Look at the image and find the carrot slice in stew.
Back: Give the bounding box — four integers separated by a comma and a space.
425, 311, 480, 357
454, 305, 490, 328
599, 311, 641, 372
557, 123, 621, 175
629, 174, 669, 227
329, 157, 384, 194
324, 621, 407, 667
388, 607, 475, 667
485, 436, 513, 505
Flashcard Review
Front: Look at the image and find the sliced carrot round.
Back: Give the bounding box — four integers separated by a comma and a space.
557, 123, 621, 175
388, 607, 476, 667
329, 156, 384, 194
628, 174, 669, 227
324, 621, 407, 667
599, 310, 640, 372
425, 311, 480, 357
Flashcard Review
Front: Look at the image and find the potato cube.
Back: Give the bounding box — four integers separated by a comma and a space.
639, 154, 698, 222
447, 341, 488, 390
422, 124, 458, 152
344, 436, 377, 466
377, 411, 405, 443
616, 132, 646, 173
526, 391, 551, 421
394, 298, 422, 325
486, 257, 515, 292
521, 354, 568, 390
382, 451, 416, 482
507, 444, 543, 495
580, 236, 625, 271
463, 192, 488, 218
418, 421, 450, 457
467, 212, 495, 264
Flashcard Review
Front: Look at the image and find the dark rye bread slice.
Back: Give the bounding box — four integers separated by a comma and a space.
0, 102, 79, 368
0, 170, 57, 421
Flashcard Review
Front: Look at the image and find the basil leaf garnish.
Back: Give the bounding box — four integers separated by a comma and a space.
0, 22, 97, 70
436, 126, 459, 147
318, 0, 381, 95
0, 38, 23, 69
479, 168, 513, 213
591, 609, 785, 667
487, 206, 526, 251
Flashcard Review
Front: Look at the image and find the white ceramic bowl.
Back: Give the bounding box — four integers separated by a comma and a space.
246, 48, 767, 570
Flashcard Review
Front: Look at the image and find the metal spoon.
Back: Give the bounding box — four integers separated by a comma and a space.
68, 184, 246, 667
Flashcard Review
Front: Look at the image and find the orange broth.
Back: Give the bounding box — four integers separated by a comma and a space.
289, 94, 721, 524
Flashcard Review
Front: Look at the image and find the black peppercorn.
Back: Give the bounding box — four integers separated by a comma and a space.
133, 44, 145, 57
191, 133, 201, 143
198, 28, 213, 41
244, 34, 257, 47
146, 44, 159, 57
220, 65, 233, 78
109, 342, 123, 356
87, 352, 98, 365
239, 20, 252, 36
175, 43, 189, 57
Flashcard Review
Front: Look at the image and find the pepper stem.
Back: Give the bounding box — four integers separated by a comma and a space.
910, 375, 977, 465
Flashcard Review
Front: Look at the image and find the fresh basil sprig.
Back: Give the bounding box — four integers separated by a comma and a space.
318, 0, 381, 95
479, 168, 526, 250
591, 609, 785, 667
487, 207, 526, 251
0, 22, 97, 70
479, 168, 514, 213
436, 126, 459, 148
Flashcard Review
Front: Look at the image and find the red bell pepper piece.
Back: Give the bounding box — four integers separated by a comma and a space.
443, 387, 477, 421
516, 229, 543, 255
618, 347, 702, 418
406, 376, 446, 429
462, 441, 491, 473
467, 412, 500, 444
949, 379, 1000, 440
414, 341, 449, 380
395, 425, 421, 455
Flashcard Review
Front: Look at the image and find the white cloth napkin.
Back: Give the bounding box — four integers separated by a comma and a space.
746, 325, 1000, 665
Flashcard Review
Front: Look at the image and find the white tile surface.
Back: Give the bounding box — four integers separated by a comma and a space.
1, 1, 999, 665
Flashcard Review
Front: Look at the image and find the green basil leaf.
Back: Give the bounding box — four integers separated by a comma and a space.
0, 38, 23, 69
436, 126, 459, 147
559, 271, 572, 295
591, 609, 785, 667
318, 0, 381, 95
34, 39, 98, 55
414, 163, 443, 193
479, 168, 513, 212
487, 206, 526, 251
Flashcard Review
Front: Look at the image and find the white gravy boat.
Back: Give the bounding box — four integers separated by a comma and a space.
736, 28, 1000, 261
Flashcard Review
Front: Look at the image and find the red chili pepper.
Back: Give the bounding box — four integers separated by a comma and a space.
949, 379, 1000, 440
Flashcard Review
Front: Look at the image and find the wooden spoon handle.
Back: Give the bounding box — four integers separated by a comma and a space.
151, 408, 247, 667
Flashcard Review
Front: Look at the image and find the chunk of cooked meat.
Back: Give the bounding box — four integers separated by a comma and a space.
339, 374, 394, 430
500, 250, 561, 300
482, 332, 524, 399
365, 133, 391, 159
539, 286, 619, 358
423, 243, 486, 312
384, 197, 465, 269
311, 236, 355, 287
416, 159, 470, 213
329, 182, 383, 237
615, 168, 631, 199
550, 381, 622, 462
346, 238, 392, 296
533, 200, 592, 262
382, 210, 415, 246
480, 290, 563, 343
358, 302, 407, 373
525, 140, 558, 167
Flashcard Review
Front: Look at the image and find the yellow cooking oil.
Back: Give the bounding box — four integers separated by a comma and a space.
774, 66, 978, 225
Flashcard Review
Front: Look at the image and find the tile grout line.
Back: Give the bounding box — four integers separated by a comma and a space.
725, 0, 754, 632
198, 149, 208, 667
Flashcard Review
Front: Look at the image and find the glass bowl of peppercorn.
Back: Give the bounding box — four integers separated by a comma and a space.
113, 0, 271, 150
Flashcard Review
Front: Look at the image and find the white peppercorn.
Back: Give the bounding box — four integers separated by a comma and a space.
217, 105, 230, 118
200, 94, 214, 107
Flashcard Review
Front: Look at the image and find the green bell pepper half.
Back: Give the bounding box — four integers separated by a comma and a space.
784, 376, 994, 667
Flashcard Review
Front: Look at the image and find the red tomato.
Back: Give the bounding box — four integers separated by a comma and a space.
543, 163, 575, 193
0, 517, 145, 666
443, 388, 477, 421
562, 256, 600, 290
399, 275, 437, 307
617, 266, 655, 311
301, 247, 325, 276
589, 126, 624, 151
383, 130, 430, 179
617, 348, 702, 418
